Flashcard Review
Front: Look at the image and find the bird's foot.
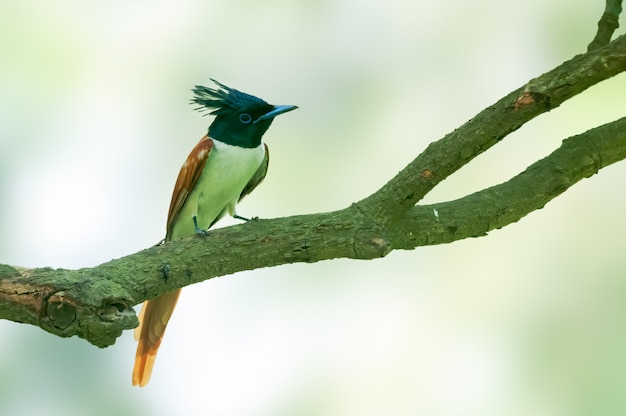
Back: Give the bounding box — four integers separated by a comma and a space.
193, 215, 208, 238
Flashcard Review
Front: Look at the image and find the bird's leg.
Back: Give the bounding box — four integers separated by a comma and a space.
193, 215, 208, 237
233, 214, 260, 222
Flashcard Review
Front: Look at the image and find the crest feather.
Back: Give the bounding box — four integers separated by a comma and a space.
191, 79, 269, 116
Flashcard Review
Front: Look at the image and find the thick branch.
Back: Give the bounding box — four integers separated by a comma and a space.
1, 36, 626, 348
1, 116, 624, 347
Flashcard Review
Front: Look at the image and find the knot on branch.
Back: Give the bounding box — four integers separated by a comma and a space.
44, 291, 77, 330
513, 90, 551, 112
39, 289, 137, 348
354, 228, 391, 259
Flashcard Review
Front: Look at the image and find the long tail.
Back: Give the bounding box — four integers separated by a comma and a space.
132, 289, 182, 387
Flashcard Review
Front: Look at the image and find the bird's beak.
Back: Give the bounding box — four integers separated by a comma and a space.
254, 105, 298, 123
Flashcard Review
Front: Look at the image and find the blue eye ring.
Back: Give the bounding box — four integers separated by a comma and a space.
239, 113, 252, 124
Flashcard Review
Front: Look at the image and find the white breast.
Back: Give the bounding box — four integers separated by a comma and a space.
171, 140, 265, 239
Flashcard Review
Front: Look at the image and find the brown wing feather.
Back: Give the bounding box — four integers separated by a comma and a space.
239, 143, 269, 201
132, 135, 213, 387
165, 135, 214, 239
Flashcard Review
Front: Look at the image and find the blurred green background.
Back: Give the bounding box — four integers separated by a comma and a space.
1, 1, 626, 415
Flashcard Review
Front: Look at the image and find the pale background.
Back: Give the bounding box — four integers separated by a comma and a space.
1, 1, 626, 415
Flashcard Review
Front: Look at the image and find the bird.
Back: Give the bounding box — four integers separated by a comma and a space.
132, 79, 297, 387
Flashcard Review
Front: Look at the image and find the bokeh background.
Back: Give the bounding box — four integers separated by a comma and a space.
1, 1, 626, 415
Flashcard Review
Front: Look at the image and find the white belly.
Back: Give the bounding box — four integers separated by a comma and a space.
171, 140, 265, 239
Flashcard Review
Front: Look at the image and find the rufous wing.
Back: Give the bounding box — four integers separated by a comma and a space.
132, 135, 213, 387
165, 135, 214, 239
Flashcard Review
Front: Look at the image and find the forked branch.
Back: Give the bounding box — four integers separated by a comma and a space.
1, 35, 626, 348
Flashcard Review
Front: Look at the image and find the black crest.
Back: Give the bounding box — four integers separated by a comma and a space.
191, 79, 269, 116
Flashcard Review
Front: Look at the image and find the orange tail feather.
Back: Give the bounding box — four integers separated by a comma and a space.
132, 289, 181, 387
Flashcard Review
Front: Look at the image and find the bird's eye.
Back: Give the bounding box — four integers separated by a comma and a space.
239, 113, 252, 124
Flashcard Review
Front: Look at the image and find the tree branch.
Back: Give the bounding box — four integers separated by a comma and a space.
359, 33, 626, 222
2, 35, 626, 348
394, 116, 626, 248
588, 0, 622, 51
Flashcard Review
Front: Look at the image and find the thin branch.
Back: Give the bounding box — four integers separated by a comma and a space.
1, 36, 626, 348
588, 0, 623, 51
394, 116, 626, 248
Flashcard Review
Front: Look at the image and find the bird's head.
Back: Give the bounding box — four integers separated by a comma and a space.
191, 79, 297, 148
